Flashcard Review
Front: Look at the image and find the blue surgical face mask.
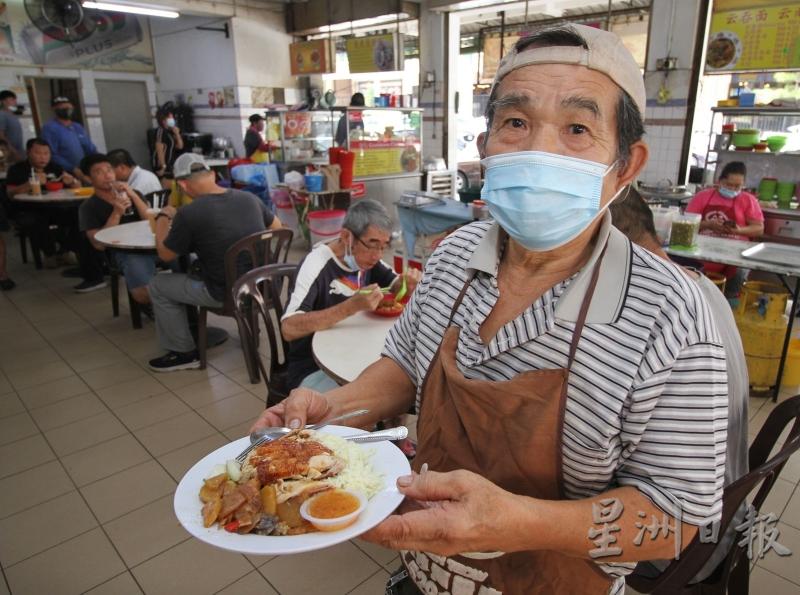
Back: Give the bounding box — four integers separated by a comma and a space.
343, 238, 361, 271
718, 187, 739, 199
481, 151, 620, 251
165, 117, 176, 128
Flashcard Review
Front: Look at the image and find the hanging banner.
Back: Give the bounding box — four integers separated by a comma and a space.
289, 39, 333, 75
707, 2, 800, 71
480, 33, 520, 82
346, 33, 403, 73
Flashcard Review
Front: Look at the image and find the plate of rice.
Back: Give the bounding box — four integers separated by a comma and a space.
173, 425, 411, 555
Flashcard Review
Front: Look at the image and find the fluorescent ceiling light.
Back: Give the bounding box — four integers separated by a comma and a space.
82, 1, 179, 18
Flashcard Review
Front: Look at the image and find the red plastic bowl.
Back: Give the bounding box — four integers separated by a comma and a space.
372, 293, 405, 318
45, 181, 63, 191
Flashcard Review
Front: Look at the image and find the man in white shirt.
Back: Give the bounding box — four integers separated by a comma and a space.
108, 148, 163, 197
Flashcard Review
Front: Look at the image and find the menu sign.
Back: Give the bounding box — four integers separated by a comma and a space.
707, 2, 800, 71
289, 39, 332, 75
346, 34, 402, 73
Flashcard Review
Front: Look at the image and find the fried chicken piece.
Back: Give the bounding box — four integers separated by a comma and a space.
251, 430, 343, 485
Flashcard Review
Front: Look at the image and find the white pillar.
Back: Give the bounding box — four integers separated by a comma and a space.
418, 2, 446, 163
640, 0, 707, 185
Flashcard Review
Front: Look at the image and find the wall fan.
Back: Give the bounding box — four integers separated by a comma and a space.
24, 0, 94, 43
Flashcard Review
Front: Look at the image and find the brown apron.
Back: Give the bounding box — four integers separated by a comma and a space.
402, 249, 614, 595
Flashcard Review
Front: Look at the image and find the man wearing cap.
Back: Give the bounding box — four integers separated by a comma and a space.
243, 114, 269, 158
42, 97, 96, 185
148, 153, 282, 372
251, 24, 727, 594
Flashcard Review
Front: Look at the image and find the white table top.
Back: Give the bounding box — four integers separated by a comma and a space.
666, 235, 800, 277
12, 189, 88, 203
94, 220, 155, 250
312, 310, 398, 384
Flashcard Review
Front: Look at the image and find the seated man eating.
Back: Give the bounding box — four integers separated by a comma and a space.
7, 137, 81, 268
281, 199, 420, 393
149, 153, 282, 372
78, 153, 156, 300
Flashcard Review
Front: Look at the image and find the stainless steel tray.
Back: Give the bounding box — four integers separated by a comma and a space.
741, 243, 800, 267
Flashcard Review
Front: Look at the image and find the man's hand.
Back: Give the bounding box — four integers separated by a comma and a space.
362, 469, 519, 556
401, 268, 422, 294
160, 205, 177, 219
701, 221, 729, 235
171, 126, 181, 136
249, 387, 334, 433
348, 284, 382, 312
62, 172, 77, 187
113, 193, 132, 214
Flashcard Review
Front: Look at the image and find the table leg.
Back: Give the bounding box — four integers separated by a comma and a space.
773, 276, 800, 402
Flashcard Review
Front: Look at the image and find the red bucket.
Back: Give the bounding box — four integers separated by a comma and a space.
339, 150, 355, 189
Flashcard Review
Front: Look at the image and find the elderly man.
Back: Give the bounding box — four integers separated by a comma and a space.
107, 148, 163, 197
282, 198, 421, 392
148, 153, 282, 372
251, 25, 727, 594
42, 96, 96, 185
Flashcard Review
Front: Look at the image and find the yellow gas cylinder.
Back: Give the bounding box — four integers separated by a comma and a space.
734, 281, 789, 391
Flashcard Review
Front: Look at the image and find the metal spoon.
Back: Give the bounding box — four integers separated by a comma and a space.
342, 426, 408, 443
248, 409, 370, 444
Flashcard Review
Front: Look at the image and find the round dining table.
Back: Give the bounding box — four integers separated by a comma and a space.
94, 220, 228, 346
312, 310, 398, 385
94, 220, 154, 250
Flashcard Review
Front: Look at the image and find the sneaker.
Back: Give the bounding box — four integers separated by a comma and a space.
0, 277, 15, 291
74, 279, 108, 293
149, 350, 200, 372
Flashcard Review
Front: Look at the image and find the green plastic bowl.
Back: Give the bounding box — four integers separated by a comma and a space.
731, 129, 760, 148
767, 135, 787, 153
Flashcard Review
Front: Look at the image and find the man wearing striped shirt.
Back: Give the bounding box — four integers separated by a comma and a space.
252, 24, 727, 594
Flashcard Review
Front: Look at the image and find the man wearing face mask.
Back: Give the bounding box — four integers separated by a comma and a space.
281, 199, 420, 392
251, 25, 728, 594
41, 96, 96, 186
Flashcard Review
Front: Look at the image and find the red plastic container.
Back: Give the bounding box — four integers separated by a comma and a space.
45, 181, 63, 192
328, 147, 343, 165
339, 150, 355, 189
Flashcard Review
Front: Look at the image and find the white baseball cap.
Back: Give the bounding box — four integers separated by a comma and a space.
491, 24, 646, 114
173, 153, 210, 179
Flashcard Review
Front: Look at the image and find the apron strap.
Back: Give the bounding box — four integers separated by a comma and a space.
565, 243, 608, 371
446, 273, 476, 327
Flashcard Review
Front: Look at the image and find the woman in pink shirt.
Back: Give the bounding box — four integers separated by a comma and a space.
685, 161, 764, 296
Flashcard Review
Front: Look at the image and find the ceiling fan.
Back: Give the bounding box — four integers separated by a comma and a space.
24, 0, 94, 43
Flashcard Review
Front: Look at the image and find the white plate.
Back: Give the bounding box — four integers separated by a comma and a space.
173, 425, 410, 555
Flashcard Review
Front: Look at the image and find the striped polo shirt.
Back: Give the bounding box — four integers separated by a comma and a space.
383, 213, 728, 584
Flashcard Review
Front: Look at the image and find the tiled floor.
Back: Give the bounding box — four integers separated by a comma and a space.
1, 244, 800, 594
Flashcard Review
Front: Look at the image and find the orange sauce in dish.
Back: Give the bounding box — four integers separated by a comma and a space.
308, 490, 360, 519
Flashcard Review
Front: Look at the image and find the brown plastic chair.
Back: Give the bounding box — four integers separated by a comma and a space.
197, 228, 293, 374
232, 263, 298, 406
626, 394, 800, 594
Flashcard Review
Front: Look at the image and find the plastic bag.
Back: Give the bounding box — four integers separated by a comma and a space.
231, 163, 279, 188
284, 170, 305, 190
